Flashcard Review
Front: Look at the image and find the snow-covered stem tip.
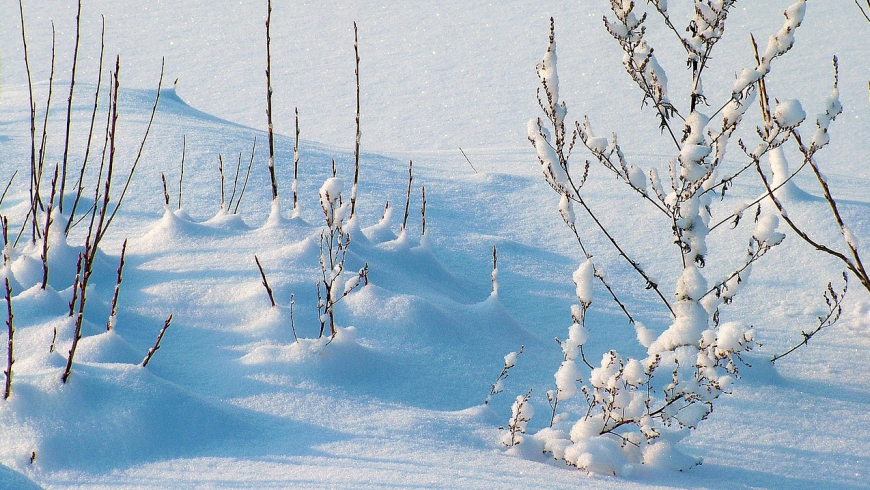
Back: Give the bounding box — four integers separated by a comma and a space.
502, 388, 534, 447
485, 345, 523, 405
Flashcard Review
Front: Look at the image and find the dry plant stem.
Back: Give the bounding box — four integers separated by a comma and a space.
63, 244, 90, 383
350, 22, 361, 218
106, 239, 127, 331
772, 273, 847, 362
1, 218, 9, 267
59, 0, 83, 214
178, 135, 186, 210
227, 152, 242, 211
142, 314, 172, 367
90, 57, 122, 255
234, 137, 256, 214
0, 171, 17, 210
293, 108, 300, 213
421, 186, 427, 236
31, 22, 58, 242
290, 293, 298, 342
563, 219, 635, 323
791, 129, 870, 292
402, 160, 413, 232
565, 174, 675, 317
68, 253, 82, 317
4, 278, 13, 400
317, 283, 325, 338
18, 0, 39, 243
66, 16, 106, 235
218, 154, 226, 210
161, 173, 170, 206
485, 345, 523, 405
857, 0, 870, 23
254, 255, 276, 307
459, 148, 477, 173
265, 0, 279, 202
755, 154, 870, 293
41, 166, 59, 290
102, 58, 165, 235
491, 245, 498, 294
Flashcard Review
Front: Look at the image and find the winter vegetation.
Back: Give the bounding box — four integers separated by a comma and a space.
0, 0, 869, 488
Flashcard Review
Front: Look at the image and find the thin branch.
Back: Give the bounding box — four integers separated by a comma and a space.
401, 160, 413, 233
59, 0, 83, 214
178, 135, 186, 210
102, 58, 165, 236
106, 239, 127, 331
141, 314, 173, 367
350, 22, 361, 218
265, 0, 279, 202
3, 278, 13, 400
234, 137, 256, 214
292, 108, 300, 214
772, 273, 847, 362
66, 15, 106, 235
254, 255, 276, 307
459, 147, 477, 173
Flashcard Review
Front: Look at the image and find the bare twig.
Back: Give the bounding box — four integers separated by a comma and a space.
485, 345, 523, 405
66, 15, 106, 235
0, 172, 17, 211
178, 135, 186, 210
254, 255, 276, 307
18, 0, 38, 242
59, 0, 83, 214
161, 173, 170, 206
4, 278, 13, 400
491, 245, 498, 295
856, 0, 870, 24
290, 293, 298, 342
142, 314, 173, 367
350, 22, 362, 218
218, 154, 226, 210
293, 108, 300, 214
41, 166, 59, 289
772, 273, 847, 362
102, 58, 165, 236
106, 239, 127, 331
421, 185, 427, 236
227, 152, 243, 212
401, 160, 413, 233
459, 147, 478, 173
1, 217, 9, 397
265, 0, 279, 202
234, 137, 256, 214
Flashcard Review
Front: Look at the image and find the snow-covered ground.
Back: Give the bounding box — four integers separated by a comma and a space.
0, 1, 869, 488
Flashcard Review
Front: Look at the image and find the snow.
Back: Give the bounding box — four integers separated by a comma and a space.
0, 0, 869, 488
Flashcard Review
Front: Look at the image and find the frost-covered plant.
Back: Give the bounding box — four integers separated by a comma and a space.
317, 177, 368, 338
517, 2, 809, 474
744, 55, 870, 360
501, 388, 534, 448
485, 345, 523, 405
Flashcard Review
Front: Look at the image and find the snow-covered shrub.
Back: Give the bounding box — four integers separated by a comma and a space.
317, 177, 368, 338
514, 2, 811, 473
